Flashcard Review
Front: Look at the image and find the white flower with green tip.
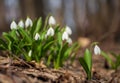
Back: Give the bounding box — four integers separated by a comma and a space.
65, 26, 72, 35
10, 21, 17, 30
25, 17, 33, 28
34, 33, 40, 40
67, 38, 72, 44
46, 27, 55, 37
62, 32, 69, 41
48, 16, 56, 25
94, 45, 101, 55
18, 20, 24, 28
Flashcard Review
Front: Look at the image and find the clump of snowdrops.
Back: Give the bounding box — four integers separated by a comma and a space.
0, 15, 79, 69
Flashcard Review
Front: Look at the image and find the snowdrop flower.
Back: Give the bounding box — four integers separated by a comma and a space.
46, 27, 55, 37
67, 38, 72, 44
65, 26, 72, 35
28, 50, 32, 57
10, 21, 17, 30
94, 45, 101, 55
48, 16, 56, 25
62, 32, 69, 41
18, 20, 24, 28
34, 33, 40, 40
25, 17, 33, 28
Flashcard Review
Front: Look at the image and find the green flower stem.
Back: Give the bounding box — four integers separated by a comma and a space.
47, 54, 52, 66
24, 53, 31, 62
55, 46, 62, 69
87, 71, 92, 80
43, 15, 50, 30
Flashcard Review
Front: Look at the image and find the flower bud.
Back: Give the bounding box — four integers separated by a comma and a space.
65, 26, 72, 35
48, 16, 56, 25
34, 33, 40, 40
25, 17, 33, 28
46, 27, 55, 37
62, 32, 69, 41
10, 21, 17, 30
18, 20, 24, 28
94, 45, 101, 55
28, 50, 32, 57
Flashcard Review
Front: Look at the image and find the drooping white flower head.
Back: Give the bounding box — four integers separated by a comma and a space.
94, 45, 101, 55
18, 20, 24, 28
62, 31, 69, 41
10, 21, 17, 30
67, 38, 72, 44
28, 50, 32, 57
34, 33, 40, 40
65, 26, 72, 35
25, 17, 33, 28
46, 27, 55, 37
48, 16, 56, 25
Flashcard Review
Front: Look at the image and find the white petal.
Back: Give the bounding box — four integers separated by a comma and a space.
65, 26, 72, 35
34, 33, 40, 40
62, 32, 69, 41
25, 17, 33, 28
18, 20, 24, 28
48, 16, 56, 25
67, 38, 72, 44
94, 45, 101, 55
28, 50, 32, 57
46, 27, 55, 37
10, 21, 17, 30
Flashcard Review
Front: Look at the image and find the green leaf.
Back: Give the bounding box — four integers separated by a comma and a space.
9, 30, 18, 40
55, 46, 62, 69
3, 32, 15, 50
111, 52, 117, 58
34, 17, 42, 34
43, 15, 50, 30
79, 57, 91, 79
43, 40, 55, 51
113, 54, 120, 70
79, 57, 89, 73
30, 19, 37, 37
54, 25, 61, 33
70, 53, 76, 64
64, 49, 72, 60
115, 56, 120, 69
64, 43, 79, 59
57, 32, 62, 45
0, 38, 7, 50
72, 42, 80, 51
61, 43, 69, 57
18, 28, 32, 43
84, 49, 92, 71
101, 51, 114, 68
47, 54, 52, 66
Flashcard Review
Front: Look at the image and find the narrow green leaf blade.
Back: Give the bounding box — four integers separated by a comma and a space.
84, 49, 92, 71
101, 51, 115, 68
43, 40, 55, 50
18, 28, 32, 43
34, 17, 42, 34
0, 38, 7, 50
79, 57, 90, 75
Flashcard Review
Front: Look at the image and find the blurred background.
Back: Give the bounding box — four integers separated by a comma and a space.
0, 0, 120, 44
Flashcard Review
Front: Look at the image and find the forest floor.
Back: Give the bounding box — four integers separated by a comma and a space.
0, 38, 120, 83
